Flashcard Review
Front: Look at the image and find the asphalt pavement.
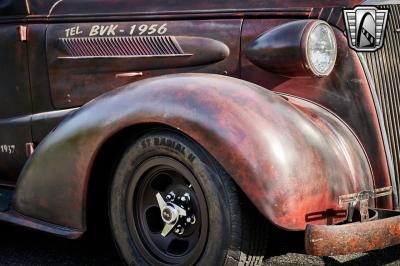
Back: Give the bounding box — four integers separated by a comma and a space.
1, 222, 400, 266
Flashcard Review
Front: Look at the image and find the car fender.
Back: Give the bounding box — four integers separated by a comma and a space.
13, 73, 374, 231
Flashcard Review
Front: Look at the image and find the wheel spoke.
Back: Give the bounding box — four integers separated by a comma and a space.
161, 223, 175, 237
141, 185, 159, 207
156, 193, 167, 210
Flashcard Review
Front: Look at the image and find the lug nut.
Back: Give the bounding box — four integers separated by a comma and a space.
174, 225, 184, 235
166, 192, 175, 201
181, 193, 190, 203
186, 215, 196, 225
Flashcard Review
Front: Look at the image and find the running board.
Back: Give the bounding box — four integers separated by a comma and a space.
0, 210, 83, 239
0, 186, 82, 239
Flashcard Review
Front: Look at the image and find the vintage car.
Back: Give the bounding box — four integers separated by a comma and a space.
0, 0, 399, 264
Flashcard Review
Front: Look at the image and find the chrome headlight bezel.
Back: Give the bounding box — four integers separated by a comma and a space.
304, 21, 338, 77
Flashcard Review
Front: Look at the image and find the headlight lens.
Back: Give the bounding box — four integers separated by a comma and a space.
306, 21, 337, 76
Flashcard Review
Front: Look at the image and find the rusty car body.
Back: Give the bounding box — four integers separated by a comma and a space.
0, 0, 400, 264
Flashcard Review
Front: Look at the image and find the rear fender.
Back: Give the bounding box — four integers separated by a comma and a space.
13, 74, 374, 231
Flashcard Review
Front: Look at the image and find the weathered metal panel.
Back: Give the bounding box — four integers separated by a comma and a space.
27, 0, 362, 16
0, 25, 32, 182
46, 20, 240, 109
242, 19, 393, 208
0, 25, 31, 119
28, 24, 54, 115
14, 74, 373, 230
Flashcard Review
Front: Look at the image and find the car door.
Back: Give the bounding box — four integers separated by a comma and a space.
0, 0, 32, 184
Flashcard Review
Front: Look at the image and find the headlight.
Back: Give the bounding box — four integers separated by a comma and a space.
305, 21, 337, 77
246, 20, 338, 78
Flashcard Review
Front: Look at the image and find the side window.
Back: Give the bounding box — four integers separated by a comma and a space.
0, 0, 26, 16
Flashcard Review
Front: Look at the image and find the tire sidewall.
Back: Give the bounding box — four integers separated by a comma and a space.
109, 131, 236, 265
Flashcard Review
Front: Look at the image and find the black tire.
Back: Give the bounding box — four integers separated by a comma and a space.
109, 130, 268, 266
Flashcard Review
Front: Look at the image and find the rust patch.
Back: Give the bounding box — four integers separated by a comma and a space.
305, 210, 400, 256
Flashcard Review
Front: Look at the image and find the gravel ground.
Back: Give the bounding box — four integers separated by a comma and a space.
1, 222, 400, 266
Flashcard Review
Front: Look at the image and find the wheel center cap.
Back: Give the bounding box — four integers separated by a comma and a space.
161, 206, 178, 224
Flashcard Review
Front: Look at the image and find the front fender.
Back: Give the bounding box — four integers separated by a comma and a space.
14, 74, 374, 231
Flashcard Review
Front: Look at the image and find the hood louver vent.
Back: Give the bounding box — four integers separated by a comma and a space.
60, 36, 186, 58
